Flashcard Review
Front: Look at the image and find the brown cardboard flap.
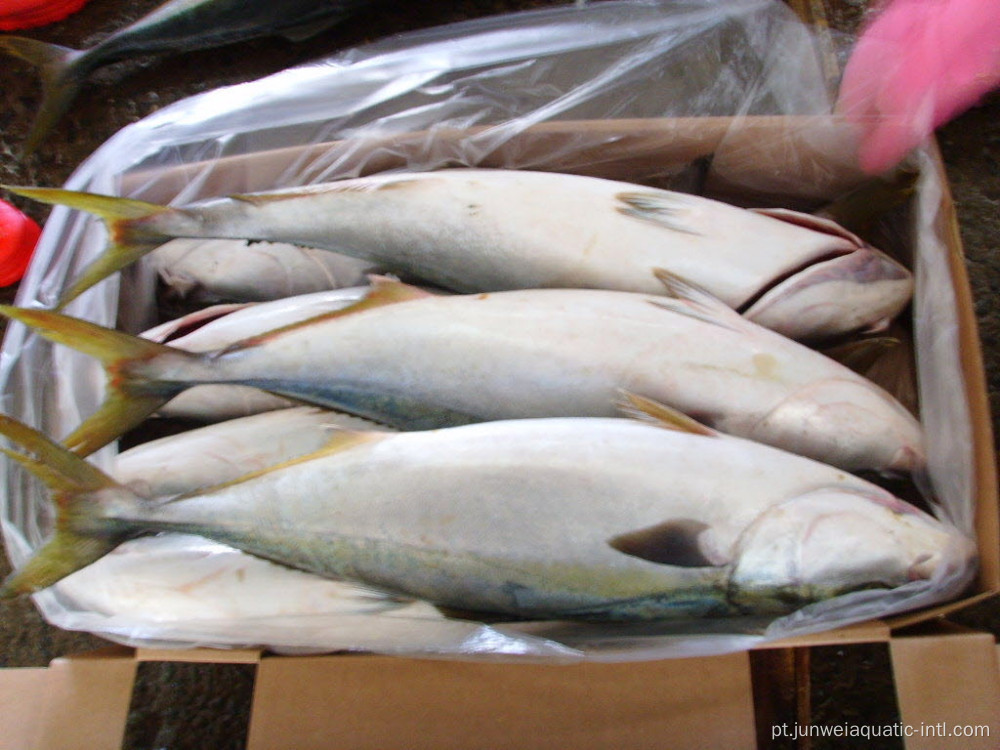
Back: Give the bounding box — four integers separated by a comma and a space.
758, 621, 891, 649
0, 647, 138, 750
247, 652, 757, 750
0, 667, 50, 750
890, 592, 998, 631
891, 631, 1000, 750
135, 647, 262, 664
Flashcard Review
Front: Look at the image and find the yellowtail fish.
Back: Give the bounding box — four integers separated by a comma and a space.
0, 402, 974, 621
1, 0, 384, 152
5, 169, 912, 341
0, 277, 924, 473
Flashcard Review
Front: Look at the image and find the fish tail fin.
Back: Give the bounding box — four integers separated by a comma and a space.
0, 305, 191, 456
0, 36, 88, 155
0, 415, 135, 598
3, 186, 170, 309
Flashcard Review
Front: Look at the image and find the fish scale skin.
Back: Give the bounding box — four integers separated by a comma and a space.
139, 286, 923, 472
139, 170, 856, 307
97, 418, 949, 621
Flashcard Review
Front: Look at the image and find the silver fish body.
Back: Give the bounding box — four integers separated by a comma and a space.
76, 419, 973, 621
115, 405, 390, 497
3, 281, 924, 472
133, 282, 923, 473
13, 170, 912, 340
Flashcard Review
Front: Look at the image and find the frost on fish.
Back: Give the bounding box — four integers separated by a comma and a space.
8, 169, 913, 340
0, 411, 975, 623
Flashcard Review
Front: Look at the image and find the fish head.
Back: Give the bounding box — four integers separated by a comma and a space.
728, 487, 976, 612
748, 377, 925, 474
742, 209, 912, 341
743, 246, 913, 342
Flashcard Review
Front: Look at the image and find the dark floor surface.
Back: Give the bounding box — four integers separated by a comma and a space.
0, 0, 998, 747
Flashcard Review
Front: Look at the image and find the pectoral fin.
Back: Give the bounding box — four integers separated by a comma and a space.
616, 192, 703, 235
609, 520, 725, 568
617, 391, 717, 436
648, 268, 743, 331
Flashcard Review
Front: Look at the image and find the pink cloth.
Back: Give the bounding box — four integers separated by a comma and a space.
837, 0, 1000, 173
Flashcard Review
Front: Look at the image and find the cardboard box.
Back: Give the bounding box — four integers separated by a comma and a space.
1, 0, 998, 746
1, 625, 998, 749
0, 112, 997, 748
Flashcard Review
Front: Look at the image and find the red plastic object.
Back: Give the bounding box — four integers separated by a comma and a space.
0, 200, 42, 287
0, 0, 91, 31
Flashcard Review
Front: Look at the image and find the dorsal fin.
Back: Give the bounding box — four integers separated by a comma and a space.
232, 276, 431, 349
230, 177, 419, 205
313, 429, 386, 456
617, 391, 717, 437
173, 429, 386, 500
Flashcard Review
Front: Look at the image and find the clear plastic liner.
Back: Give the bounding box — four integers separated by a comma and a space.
0, 0, 981, 660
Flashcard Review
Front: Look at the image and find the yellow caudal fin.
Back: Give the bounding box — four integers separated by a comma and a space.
0, 416, 136, 598
0, 37, 88, 155
2, 186, 170, 309
0, 305, 194, 456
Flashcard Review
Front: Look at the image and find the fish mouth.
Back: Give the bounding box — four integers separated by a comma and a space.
737, 249, 850, 315
742, 247, 913, 341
